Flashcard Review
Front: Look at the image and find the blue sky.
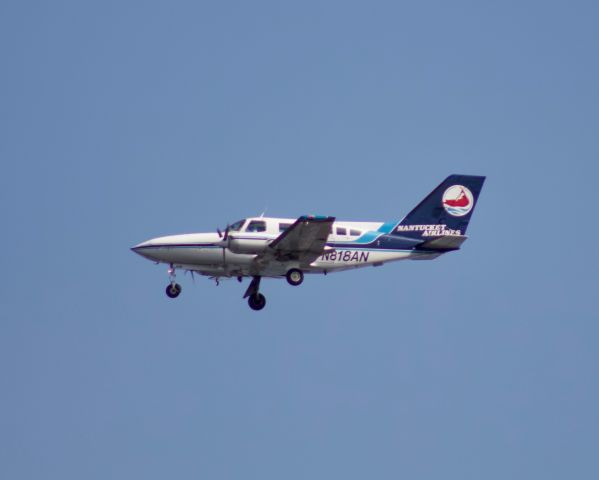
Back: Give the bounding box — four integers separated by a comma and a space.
1, 1, 598, 478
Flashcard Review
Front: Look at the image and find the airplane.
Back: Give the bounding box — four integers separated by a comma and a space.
131, 174, 485, 310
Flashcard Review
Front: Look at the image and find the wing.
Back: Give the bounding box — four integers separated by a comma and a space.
252, 215, 335, 270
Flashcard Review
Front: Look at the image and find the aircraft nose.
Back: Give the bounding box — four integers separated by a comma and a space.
130, 240, 153, 258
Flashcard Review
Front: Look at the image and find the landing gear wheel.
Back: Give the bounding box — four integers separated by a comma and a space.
248, 293, 266, 311
165, 283, 182, 298
286, 268, 304, 286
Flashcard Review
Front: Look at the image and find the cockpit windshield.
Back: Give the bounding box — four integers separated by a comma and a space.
229, 219, 245, 232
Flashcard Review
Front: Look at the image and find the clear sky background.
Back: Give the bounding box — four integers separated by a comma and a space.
1, 1, 598, 479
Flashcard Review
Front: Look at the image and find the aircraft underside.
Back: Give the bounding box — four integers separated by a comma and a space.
151, 247, 434, 278
151, 247, 440, 310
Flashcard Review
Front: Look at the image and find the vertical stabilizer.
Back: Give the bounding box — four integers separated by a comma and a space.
391, 174, 485, 240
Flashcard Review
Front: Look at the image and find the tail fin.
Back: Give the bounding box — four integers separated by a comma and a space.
392, 174, 485, 240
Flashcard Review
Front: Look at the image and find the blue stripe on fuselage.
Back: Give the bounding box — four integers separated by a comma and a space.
340, 222, 398, 245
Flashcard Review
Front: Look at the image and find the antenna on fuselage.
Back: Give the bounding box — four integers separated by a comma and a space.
259, 207, 268, 218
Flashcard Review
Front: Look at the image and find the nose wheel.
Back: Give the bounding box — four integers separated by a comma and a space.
166, 283, 182, 298
165, 264, 182, 299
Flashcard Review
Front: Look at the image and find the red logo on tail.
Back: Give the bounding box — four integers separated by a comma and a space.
442, 185, 474, 216
443, 188, 470, 208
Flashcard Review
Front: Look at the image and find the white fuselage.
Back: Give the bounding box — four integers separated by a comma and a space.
132, 216, 437, 279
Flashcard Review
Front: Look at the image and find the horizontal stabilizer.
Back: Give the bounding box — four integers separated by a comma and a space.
418, 235, 468, 251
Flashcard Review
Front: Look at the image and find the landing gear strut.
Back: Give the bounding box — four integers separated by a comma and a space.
243, 276, 266, 311
286, 268, 304, 286
165, 264, 182, 299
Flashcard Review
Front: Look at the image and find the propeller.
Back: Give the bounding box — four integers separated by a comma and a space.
217, 224, 230, 242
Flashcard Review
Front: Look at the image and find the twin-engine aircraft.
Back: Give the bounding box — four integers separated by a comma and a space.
132, 174, 485, 310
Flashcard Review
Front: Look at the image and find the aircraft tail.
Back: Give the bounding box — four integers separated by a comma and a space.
391, 174, 485, 241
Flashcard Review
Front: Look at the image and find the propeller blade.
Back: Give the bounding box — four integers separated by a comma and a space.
217, 228, 223, 238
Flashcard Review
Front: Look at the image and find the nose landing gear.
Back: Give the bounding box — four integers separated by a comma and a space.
165, 264, 182, 299
166, 283, 182, 298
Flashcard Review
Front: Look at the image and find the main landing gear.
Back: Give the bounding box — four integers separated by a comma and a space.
161, 266, 305, 310
243, 276, 266, 311
248, 292, 266, 310
165, 264, 182, 299
242, 269, 304, 310
286, 268, 304, 286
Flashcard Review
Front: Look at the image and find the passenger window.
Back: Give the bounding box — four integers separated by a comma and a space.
246, 220, 266, 232
350, 229, 361, 236
336, 227, 347, 235
279, 223, 292, 233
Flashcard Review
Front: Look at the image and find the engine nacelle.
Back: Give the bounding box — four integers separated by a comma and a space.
228, 237, 271, 254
